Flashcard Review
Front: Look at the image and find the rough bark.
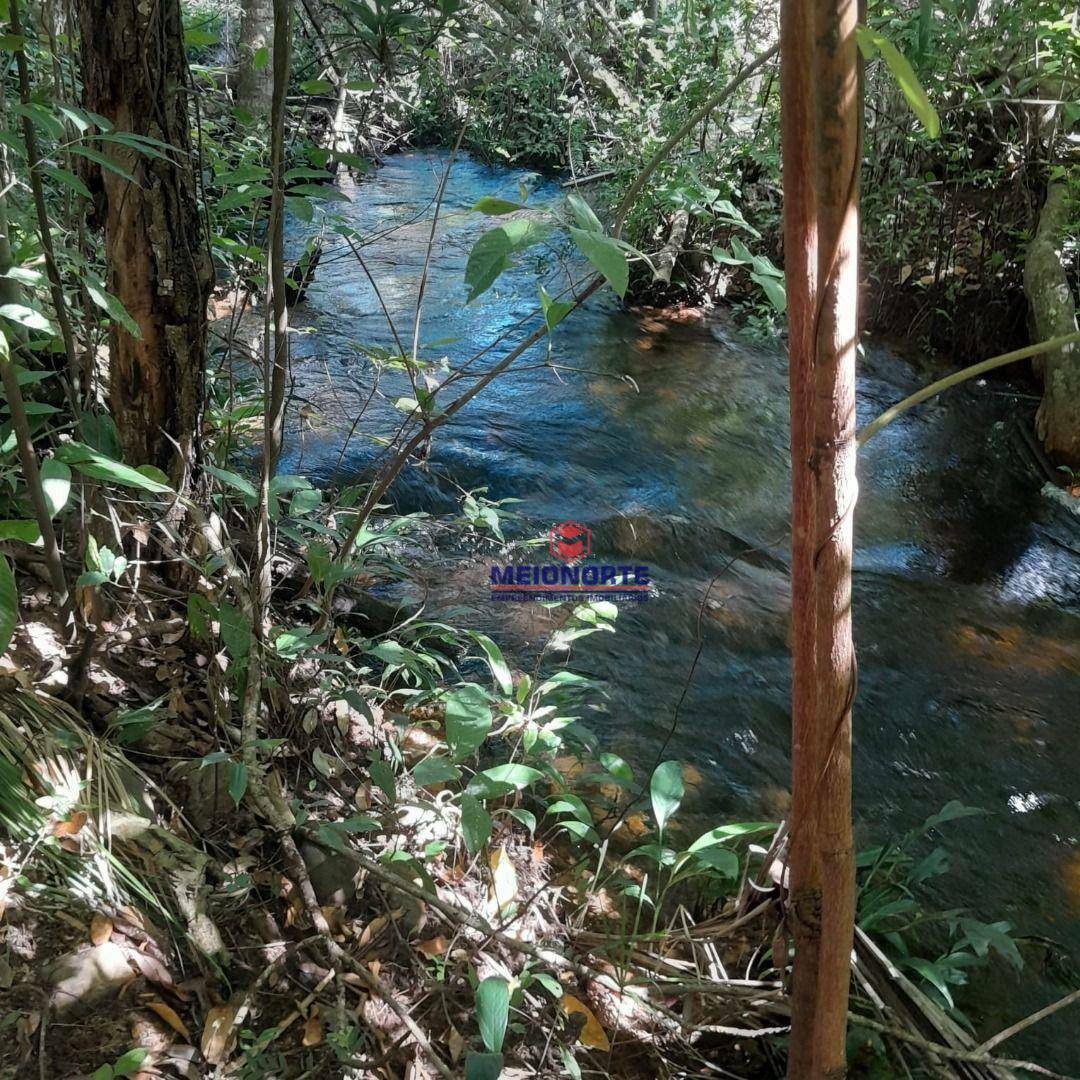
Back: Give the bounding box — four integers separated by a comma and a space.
780, 0, 860, 1075
77, 0, 212, 489
236, 0, 275, 116
1024, 181, 1080, 468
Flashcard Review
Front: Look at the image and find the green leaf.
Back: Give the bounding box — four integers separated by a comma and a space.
923, 800, 985, 831
464, 220, 549, 303
566, 192, 603, 232
369, 758, 396, 802
900, 957, 954, 1007
650, 761, 684, 833
218, 601, 250, 664
0, 520, 39, 542
569, 227, 628, 298
538, 284, 572, 332
252, 46, 269, 70
42, 165, 91, 199
300, 78, 336, 95
464, 1052, 503, 1080
412, 755, 462, 786
750, 271, 787, 313
444, 684, 492, 761
91, 1066, 113, 1080
688, 822, 773, 850
475, 976, 510, 1053
184, 27, 218, 47
855, 27, 940, 138
216, 184, 271, 213
40, 459, 71, 518
692, 846, 739, 876
477, 763, 543, 790
469, 631, 513, 695
0, 34, 25, 51
112, 1048, 148, 1078
227, 762, 248, 806
287, 183, 349, 201
68, 144, 136, 183
472, 196, 526, 215
205, 464, 257, 500
86, 282, 141, 337
0, 303, 55, 333
54, 443, 173, 493
460, 793, 491, 855
0, 555, 15, 657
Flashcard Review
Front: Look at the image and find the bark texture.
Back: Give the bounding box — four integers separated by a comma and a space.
1024, 181, 1080, 468
780, 0, 860, 1074
78, 0, 212, 489
236, 0, 275, 115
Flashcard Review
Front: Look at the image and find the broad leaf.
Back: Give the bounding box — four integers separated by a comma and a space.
40, 459, 71, 518
569, 227, 628, 297
444, 683, 492, 761
460, 793, 491, 855
475, 976, 510, 1053
650, 760, 684, 833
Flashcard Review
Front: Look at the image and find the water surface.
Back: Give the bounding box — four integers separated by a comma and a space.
283, 151, 1080, 1068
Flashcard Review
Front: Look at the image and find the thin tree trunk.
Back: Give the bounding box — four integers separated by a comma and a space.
236, 0, 275, 115
1024, 181, 1080, 468
254, 0, 291, 614
780, 0, 860, 1074
77, 0, 212, 489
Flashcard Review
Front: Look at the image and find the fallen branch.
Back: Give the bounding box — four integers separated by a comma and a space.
858, 332, 1080, 448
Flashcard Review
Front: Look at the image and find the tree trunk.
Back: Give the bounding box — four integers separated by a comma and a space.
236, 0, 275, 116
77, 0, 212, 490
780, 0, 860, 1074
1024, 181, 1080, 469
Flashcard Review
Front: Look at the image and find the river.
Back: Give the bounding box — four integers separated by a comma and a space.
281, 150, 1080, 1069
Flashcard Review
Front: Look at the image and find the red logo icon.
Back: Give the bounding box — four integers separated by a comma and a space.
549, 521, 590, 562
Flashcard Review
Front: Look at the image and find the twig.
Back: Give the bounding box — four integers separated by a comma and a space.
850, 1013, 1077, 1080
858, 332, 1080, 447
975, 987, 1080, 1055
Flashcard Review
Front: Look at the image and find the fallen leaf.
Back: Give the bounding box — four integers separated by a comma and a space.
488, 845, 518, 918
146, 999, 191, 1040
416, 936, 447, 958
358, 915, 388, 947
90, 914, 113, 945
561, 994, 610, 1051
200, 1003, 237, 1064
301, 1007, 323, 1047
53, 811, 88, 837
447, 1025, 466, 1063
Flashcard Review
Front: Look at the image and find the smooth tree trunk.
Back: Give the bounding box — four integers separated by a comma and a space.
77, 0, 212, 489
1024, 181, 1080, 469
780, 0, 860, 1075
236, 0, 275, 116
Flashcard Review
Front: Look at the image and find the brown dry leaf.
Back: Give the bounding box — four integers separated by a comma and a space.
416, 936, 447, 958
58, 836, 80, 853
301, 1007, 323, 1047
200, 1003, 237, 1065
561, 994, 610, 1052
358, 915, 388, 947
53, 811, 88, 837
368, 959, 381, 979
146, 999, 191, 1041
90, 914, 113, 945
447, 1025, 466, 1063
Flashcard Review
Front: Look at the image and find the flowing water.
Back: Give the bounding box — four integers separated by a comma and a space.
282, 151, 1080, 1068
